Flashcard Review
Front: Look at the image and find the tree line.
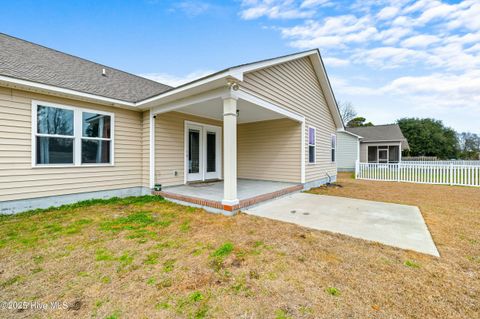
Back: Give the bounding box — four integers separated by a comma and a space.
339, 101, 480, 160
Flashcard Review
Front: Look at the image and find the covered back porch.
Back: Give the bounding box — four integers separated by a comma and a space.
148, 85, 305, 213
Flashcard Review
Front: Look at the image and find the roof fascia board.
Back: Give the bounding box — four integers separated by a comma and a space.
136, 70, 243, 108
230, 50, 317, 74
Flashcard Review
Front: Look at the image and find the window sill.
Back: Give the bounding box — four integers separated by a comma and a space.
32, 163, 115, 168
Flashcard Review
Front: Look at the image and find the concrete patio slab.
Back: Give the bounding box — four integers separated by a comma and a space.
162, 179, 298, 201
244, 193, 439, 256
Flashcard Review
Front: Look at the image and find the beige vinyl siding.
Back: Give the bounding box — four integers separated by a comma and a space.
337, 132, 358, 171
0, 86, 143, 202
241, 56, 337, 182
238, 119, 301, 183
154, 111, 222, 187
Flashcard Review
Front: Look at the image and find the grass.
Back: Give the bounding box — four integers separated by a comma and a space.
0, 182, 479, 318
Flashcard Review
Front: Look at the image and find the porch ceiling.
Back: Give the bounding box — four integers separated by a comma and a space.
176, 97, 286, 124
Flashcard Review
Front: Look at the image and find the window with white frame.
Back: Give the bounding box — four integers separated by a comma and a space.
33, 102, 113, 166
308, 126, 316, 164
331, 134, 336, 162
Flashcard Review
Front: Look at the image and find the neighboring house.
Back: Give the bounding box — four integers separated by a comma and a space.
336, 130, 362, 172
336, 124, 410, 171
0, 33, 343, 214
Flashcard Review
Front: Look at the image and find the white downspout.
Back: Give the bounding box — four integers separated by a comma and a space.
149, 110, 155, 189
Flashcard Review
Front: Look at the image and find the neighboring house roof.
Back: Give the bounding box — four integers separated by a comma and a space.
347, 124, 410, 150
0, 33, 172, 103
337, 129, 362, 139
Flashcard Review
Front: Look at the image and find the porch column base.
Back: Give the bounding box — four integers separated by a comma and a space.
221, 199, 239, 206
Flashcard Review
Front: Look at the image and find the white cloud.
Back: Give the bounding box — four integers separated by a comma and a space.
376, 6, 399, 20
416, 2, 453, 25
446, 1, 480, 31
300, 0, 330, 8
139, 70, 214, 87
240, 0, 316, 20
172, 1, 211, 16
238, 0, 480, 132
401, 35, 440, 48
281, 15, 377, 48
352, 46, 430, 69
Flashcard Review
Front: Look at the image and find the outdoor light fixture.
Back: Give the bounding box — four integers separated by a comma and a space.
226, 78, 239, 91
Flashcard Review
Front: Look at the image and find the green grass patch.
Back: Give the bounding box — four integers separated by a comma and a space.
105, 310, 121, 319
275, 309, 293, 319
180, 220, 190, 232
144, 252, 159, 265
0, 275, 22, 289
95, 248, 115, 261
326, 287, 341, 296
211, 242, 234, 258
404, 260, 420, 268
163, 259, 176, 272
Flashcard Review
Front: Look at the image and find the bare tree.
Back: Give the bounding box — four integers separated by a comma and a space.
338, 101, 357, 124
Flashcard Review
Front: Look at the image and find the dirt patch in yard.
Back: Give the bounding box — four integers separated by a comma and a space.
0, 178, 479, 318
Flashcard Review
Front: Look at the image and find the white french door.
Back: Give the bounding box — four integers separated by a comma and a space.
185, 122, 222, 182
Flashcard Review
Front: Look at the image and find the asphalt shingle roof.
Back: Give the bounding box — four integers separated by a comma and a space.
347, 124, 410, 149
0, 33, 172, 103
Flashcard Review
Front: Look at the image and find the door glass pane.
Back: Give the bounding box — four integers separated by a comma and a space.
368, 146, 377, 162
36, 136, 74, 164
82, 140, 111, 164
189, 129, 200, 174
82, 112, 111, 138
206, 132, 216, 173
37, 105, 74, 135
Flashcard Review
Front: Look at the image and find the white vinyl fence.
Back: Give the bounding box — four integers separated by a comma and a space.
402, 160, 480, 166
355, 161, 480, 187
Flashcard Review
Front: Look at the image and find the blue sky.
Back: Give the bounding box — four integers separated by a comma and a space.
1, 0, 479, 133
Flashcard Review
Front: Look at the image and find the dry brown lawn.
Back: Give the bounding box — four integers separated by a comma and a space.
0, 173, 479, 319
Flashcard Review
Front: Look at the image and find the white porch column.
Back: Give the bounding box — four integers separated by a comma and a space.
222, 96, 239, 208
149, 110, 156, 189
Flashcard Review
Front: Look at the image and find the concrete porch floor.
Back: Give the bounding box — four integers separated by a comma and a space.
154, 179, 303, 214
165, 179, 298, 201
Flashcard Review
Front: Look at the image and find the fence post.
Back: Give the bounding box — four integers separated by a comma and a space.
397, 162, 401, 182
449, 162, 453, 185
355, 160, 359, 179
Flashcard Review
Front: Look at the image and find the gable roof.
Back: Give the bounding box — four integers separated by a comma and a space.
0, 33, 171, 103
139, 49, 344, 128
346, 124, 410, 150
0, 33, 343, 127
